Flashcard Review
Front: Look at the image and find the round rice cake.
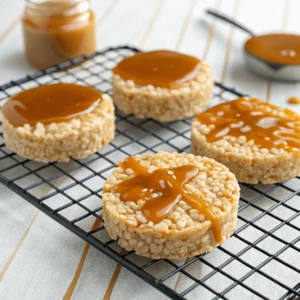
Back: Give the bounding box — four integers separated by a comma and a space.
112, 50, 213, 122
1, 83, 115, 162
102, 152, 239, 259
191, 97, 300, 184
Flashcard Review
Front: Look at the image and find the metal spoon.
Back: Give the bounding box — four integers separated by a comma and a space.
206, 9, 300, 81
206, 9, 255, 37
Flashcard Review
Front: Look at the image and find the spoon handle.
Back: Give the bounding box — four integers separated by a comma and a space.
206, 9, 256, 36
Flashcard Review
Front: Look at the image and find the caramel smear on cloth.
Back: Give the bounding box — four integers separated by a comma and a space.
288, 97, 300, 104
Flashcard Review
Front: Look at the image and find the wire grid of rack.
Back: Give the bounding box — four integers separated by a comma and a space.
0, 46, 299, 300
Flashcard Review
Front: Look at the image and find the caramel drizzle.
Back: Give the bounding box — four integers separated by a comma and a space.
196, 97, 300, 152
116, 157, 221, 243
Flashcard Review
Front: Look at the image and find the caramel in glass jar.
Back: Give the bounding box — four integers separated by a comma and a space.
113, 50, 201, 88
22, 0, 96, 69
2, 83, 102, 127
196, 97, 300, 152
116, 157, 222, 242
245, 34, 300, 65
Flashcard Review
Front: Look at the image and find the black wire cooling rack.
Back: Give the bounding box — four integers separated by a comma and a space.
0, 46, 299, 300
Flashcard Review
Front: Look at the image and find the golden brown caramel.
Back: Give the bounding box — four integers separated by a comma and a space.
116, 157, 221, 242
113, 50, 201, 88
22, 0, 96, 69
2, 83, 101, 127
245, 34, 300, 65
196, 97, 300, 152
288, 97, 300, 104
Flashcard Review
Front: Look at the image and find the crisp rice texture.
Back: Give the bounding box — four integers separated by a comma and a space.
1, 94, 115, 162
112, 61, 214, 122
191, 104, 300, 184
103, 152, 239, 259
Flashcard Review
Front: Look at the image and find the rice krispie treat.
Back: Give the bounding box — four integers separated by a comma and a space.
112, 50, 213, 122
103, 152, 239, 259
192, 97, 300, 184
1, 83, 115, 162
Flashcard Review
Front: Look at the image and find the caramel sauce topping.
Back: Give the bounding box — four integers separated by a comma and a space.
196, 97, 300, 152
245, 34, 300, 65
288, 97, 300, 104
115, 157, 222, 243
113, 50, 201, 88
2, 83, 101, 127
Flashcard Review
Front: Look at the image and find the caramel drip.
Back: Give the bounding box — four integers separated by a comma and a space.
196, 97, 300, 152
2, 83, 102, 127
245, 34, 300, 65
116, 157, 221, 243
288, 97, 300, 104
113, 50, 201, 88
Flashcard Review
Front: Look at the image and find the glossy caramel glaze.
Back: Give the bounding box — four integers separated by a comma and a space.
116, 157, 221, 242
245, 34, 300, 65
113, 50, 201, 88
196, 97, 300, 152
2, 83, 101, 127
288, 97, 300, 104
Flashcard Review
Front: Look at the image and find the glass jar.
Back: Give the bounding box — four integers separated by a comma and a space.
22, 0, 96, 69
